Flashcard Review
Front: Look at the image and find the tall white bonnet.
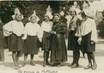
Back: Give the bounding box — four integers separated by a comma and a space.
45, 5, 53, 19
12, 8, 24, 19
28, 10, 40, 22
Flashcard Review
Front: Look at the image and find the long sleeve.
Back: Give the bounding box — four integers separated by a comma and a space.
75, 19, 82, 37
53, 22, 67, 34
91, 20, 98, 42
22, 23, 28, 40
65, 15, 72, 28
60, 23, 67, 34
3, 21, 13, 36
36, 24, 43, 42
69, 16, 77, 31
20, 23, 25, 36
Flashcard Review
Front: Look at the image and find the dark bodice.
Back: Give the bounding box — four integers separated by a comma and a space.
52, 21, 67, 34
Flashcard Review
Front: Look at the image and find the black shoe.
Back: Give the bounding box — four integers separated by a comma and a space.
46, 62, 50, 65
91, 64, 97, 70
14, 64, 21, 69
43, 64, 46, 67
71, 64, 79, 68
60, 62, 65, 66
43, 62, 46, 67
84, 65, 92, 69
30, 61, 35, 66
50, 63, 60, 66
22, 62, 26, 67
70, 62, 75, 66
43, 61, 50, 67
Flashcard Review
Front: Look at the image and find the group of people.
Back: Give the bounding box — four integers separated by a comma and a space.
1, 1, 98, 70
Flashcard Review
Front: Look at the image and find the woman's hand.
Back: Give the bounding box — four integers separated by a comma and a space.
50, 31, 56, 34
22, 35, 27, 40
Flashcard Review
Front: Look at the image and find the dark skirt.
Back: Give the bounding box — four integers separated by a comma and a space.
42, 31, 51, 51
0, 31, 5, 48
4, 37, 9, 49
81, 32, 95, 53
9, 34, 24, 52
0, 31, 5, 61
24, 36, 39, 55
50, 34, 67, 64
68, 30, 78, 50
4, 36, 12, 49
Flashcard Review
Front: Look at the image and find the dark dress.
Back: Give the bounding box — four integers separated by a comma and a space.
50, 21, 67, 64
24, 35, 39, 55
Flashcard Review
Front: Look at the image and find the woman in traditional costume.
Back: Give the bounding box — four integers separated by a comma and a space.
22, 11, 42, 66
79, 11, 97, 70
41, 15, 53, 66
3, 8, 24, 69
50, 14, 67, 66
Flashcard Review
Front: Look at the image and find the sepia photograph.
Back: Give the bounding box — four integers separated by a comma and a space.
0, 0, 104, 73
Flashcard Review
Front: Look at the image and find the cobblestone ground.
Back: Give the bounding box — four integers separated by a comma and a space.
0, 43, 104, 73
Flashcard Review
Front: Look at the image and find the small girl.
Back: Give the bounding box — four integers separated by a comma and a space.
41, 15, 53, 66
22, 12, 42, 66
3, 12, 24, 69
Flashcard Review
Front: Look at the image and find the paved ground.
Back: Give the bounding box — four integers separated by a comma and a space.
0, 43, 104, 73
